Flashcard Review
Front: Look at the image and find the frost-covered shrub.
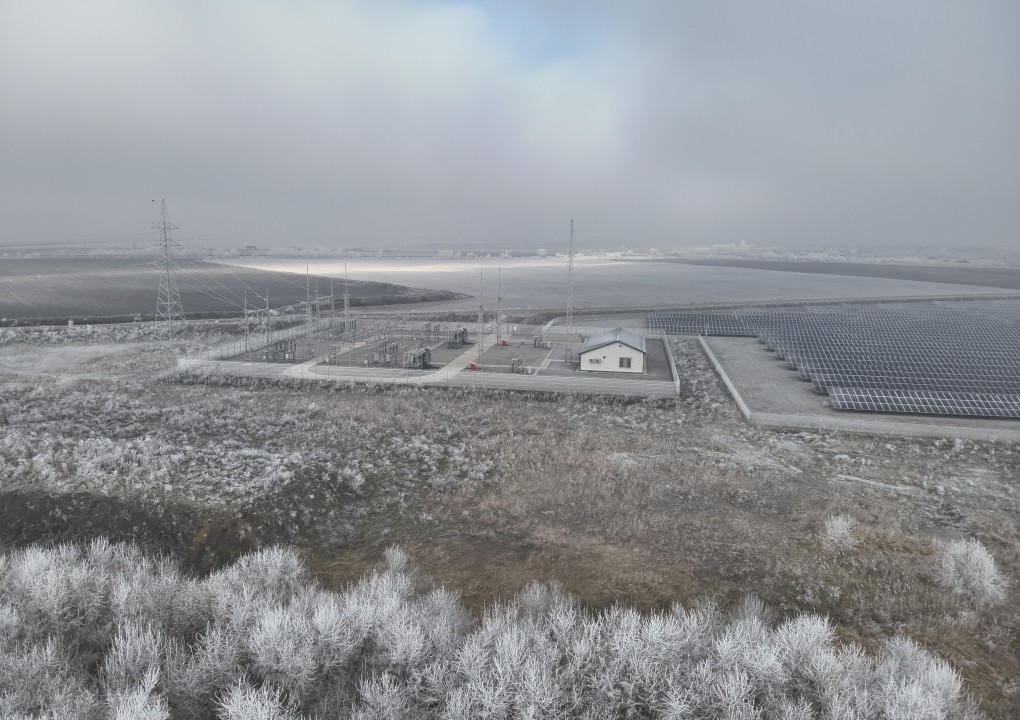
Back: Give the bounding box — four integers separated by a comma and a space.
166, 624, 244, 714
209, 547, 308, 606
1, 543, 113, 652
108, 666, 170, 720
0, 541, 985, 719
101, 622, 168, 696
218, 678, 301, 720
876, 636, 967, 719
935, 538, 1008, 608
0, 637, 102, 719
822, 514, 859, 552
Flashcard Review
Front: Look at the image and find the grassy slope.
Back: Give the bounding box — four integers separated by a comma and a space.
0, 334, 1017, 716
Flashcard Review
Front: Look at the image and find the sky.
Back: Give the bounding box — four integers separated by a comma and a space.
1, 0, 1018, 252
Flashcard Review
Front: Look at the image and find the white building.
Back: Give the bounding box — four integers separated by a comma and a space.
578, 328, 646, 374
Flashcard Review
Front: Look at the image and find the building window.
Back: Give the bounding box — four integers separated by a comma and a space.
619, 357, 632, 369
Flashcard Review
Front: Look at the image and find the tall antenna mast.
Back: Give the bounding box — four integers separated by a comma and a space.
566, 218, 575, 335
153, 198, 184, 340
344, 263, 351, 329
345, 263, 353, 360
264, 288, 270, 351
478, 261, 484, 362
244, 289, 250, 361
305, 266, 311, 358
314, 277, 321, 357
496, 264, 502, 345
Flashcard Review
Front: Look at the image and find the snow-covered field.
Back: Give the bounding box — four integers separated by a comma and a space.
220, 257, 1017, 312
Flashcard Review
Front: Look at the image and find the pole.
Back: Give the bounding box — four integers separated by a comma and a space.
566, 218, 575, 363
345, 264, 353, 362
567, 218, 575, 333
306, 266, 311, 358
244, 290, 249, 361
478, 262, 484, 362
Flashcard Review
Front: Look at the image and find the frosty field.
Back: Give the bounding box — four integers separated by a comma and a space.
1, 260, 1019, 716
0, 258, 464, 324
1, 328, 1018, 716
221, 257, 1020, 314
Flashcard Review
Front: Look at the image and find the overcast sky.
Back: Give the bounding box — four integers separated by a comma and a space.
1, 0, 1017, 251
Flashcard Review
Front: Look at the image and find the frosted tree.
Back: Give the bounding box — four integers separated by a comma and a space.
935, 538, 1008, 608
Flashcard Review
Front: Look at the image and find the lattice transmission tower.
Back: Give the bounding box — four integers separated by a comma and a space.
153, 199, 184, 339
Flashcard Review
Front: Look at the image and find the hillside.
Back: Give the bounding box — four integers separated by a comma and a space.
0, 328, 1016, 716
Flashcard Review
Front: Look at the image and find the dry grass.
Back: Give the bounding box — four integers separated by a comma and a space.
1, 337, 1018, 716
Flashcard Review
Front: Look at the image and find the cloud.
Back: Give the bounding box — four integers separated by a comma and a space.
1, 0, 1017, 251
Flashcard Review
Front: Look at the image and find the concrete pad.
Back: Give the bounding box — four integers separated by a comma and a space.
703, 336, 1020, 442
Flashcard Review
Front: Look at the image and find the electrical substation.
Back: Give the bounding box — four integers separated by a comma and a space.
160, 203, 679, 398
322, 318, 468, 370
222, 312, 487, 371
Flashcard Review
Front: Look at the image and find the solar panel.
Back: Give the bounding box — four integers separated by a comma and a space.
647, 299, 1020, 420
828, 387, 1020, 418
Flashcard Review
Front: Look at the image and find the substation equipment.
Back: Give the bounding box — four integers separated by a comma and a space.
261, 338, 297, 362
405, 347, 431, 370
447, 327, 469, 348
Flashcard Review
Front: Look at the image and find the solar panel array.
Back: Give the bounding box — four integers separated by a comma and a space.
647, 300, 1020, 419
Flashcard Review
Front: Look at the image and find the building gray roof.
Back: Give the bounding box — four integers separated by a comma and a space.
578, 327, 646, 355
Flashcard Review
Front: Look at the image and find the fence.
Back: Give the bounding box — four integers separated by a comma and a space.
178, 320, 680, 399
185, 317, 339, 363
177, 356, 677, 399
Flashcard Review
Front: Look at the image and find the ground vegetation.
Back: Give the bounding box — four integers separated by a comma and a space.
0, 541, 984, 719
0, 333, 1016, 715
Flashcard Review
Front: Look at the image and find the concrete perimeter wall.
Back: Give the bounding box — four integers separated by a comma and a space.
661, 333, 681, 396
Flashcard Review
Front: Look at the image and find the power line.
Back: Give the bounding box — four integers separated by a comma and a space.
164, 201, 295, 299
167, 258, 244, 310
170, 254, 250, 307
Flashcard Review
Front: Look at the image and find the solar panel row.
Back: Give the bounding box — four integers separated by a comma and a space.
828, 388, 1020, 418
647, 299, 1020, 419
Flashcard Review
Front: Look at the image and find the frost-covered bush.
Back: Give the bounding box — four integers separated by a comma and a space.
108, 667, 170, 720
0, 541, 984, 719
935, 538, 1008, 608
822, 514, 859, 552
218, 679, 300, 720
